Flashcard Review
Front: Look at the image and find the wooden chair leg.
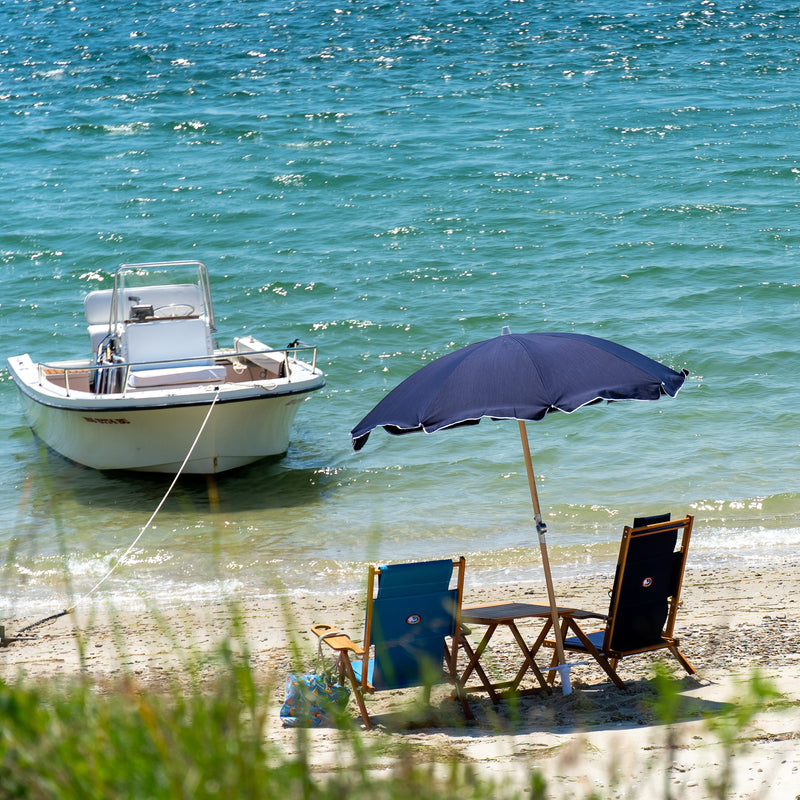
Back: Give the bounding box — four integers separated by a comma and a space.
565, 621, 627, 691
353, 689, 371, 730
668, 643, 697, 675
339, 657, 372, 730
446, 636, 475, 720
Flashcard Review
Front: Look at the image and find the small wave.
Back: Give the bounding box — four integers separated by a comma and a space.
66, 121, 152, 136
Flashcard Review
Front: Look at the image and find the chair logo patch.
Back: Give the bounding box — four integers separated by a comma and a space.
642, 577, 653, 588
406, 614, 422, 625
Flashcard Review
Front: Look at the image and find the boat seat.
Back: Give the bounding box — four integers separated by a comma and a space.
125, 318, 213, 365
128, 364, 227, 388
85, 289, 115, 326
85, 289, 115, 353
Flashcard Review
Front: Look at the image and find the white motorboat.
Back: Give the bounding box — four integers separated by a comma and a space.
7, 260, 326, 474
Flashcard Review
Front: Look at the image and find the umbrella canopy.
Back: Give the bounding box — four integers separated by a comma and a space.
352, 332, 688, 450
350, 330, 688, 693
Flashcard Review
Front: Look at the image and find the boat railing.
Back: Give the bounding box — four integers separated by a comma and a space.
38, 344, 319, 397
232, 338, 319, 378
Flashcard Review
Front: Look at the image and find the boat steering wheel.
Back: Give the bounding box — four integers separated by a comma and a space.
153, 303, 195, 318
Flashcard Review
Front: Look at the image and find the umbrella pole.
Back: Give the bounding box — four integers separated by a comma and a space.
517, 420, 571, 693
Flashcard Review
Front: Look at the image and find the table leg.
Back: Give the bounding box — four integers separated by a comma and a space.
540, 617, 573, 686
506, 621, 550, 693
458, 624, 502, 705
514, 616, 554, 686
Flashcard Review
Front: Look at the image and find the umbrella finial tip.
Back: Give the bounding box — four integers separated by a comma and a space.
501, 325, 512, 336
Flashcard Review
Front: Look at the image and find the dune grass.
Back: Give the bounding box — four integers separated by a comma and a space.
0, 650, 500, 800
0, 608, 785, 800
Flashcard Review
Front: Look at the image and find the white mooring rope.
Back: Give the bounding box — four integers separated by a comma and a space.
14, 388, 221, 638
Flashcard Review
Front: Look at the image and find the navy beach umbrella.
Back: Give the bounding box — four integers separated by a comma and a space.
351, 330, 689, 691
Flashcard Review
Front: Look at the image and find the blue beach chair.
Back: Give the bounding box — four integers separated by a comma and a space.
312, 557, 473, 729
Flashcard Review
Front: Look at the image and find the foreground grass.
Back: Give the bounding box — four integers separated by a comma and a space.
0, 621, 785, 800
0, 678, 500, 800
0, 625, 507, 800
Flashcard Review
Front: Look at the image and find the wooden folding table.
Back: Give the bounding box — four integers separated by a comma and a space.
457, 601, 568, 702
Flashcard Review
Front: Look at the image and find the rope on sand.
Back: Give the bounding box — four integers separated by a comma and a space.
6, 388, 221, 643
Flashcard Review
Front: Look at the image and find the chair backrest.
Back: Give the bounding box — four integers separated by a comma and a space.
604, 515, 693, 654
362, 558, 465, 691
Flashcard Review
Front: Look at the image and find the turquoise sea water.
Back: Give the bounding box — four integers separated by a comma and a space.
1, 1, 798, 618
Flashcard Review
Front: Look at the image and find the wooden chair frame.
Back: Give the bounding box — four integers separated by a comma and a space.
534, 515, 695, 689
312, 557, 473, 729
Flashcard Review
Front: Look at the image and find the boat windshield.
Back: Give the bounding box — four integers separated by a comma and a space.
111, 260, 215, 331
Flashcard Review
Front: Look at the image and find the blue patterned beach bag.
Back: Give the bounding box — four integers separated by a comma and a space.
279, 671, 350, 728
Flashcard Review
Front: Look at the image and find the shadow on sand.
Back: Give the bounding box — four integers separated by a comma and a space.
349, 674, 728, 737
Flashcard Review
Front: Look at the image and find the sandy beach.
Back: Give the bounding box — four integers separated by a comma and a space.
2, 559, 799, 800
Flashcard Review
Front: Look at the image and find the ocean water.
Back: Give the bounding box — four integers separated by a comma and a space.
1, 0, 798, 619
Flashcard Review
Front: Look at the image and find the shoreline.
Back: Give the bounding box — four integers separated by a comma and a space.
2, 560, 799, 798
6, 528, 799, 620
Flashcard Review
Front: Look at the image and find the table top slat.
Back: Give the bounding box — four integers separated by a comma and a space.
461, 601, 575, 624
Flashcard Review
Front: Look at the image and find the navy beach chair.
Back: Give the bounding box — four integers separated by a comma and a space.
535, 515, 695, 688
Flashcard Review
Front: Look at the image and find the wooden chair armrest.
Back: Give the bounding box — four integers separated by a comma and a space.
311, 623, 365, 655
559, 608, 607, 621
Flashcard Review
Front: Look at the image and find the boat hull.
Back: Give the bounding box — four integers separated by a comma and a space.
17, 391, 310, 473
8, 354, 324, 474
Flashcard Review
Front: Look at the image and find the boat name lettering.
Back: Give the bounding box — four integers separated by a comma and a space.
83, 417, 131, 425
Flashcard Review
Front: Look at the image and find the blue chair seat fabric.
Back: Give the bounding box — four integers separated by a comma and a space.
564, 630, 605, 650
351, 658, 375, 686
